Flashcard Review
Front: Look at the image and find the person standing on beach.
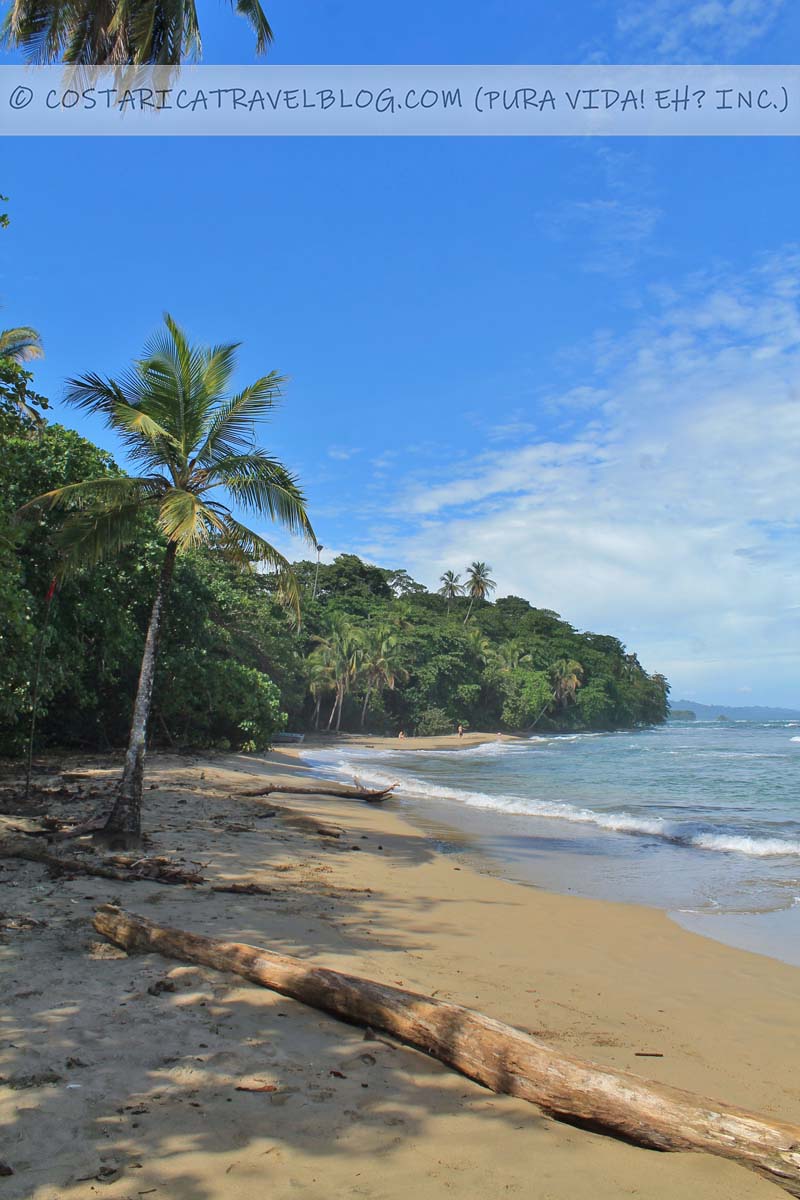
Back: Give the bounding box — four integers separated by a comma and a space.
457, 724, 464, 737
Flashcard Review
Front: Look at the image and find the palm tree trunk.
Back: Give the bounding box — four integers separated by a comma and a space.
313, 695, 321, 731
326, 691, 338, 730
105, 542, 177, 847
360, 685, 372, 730
335, 688, 344, 732
463, 596, 474, 625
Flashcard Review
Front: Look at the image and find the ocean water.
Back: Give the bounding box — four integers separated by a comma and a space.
300, 721, 800, 966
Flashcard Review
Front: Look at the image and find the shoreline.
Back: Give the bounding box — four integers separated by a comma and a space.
2, 747, 799, 1198
294, 732, 800, 969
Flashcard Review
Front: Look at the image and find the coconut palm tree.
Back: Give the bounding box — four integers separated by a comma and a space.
1, 326, 43, 363
492, 640, 531, 673
22, 314, 314, 845
550, 659, 584, 708
463, 560, 496, 624
438, 569, 464, 612
312, 615, 360, 733
2, 0, 272, 64
1, 325, 45, 421
357, 625, 408, 729
306, 656, 334, 732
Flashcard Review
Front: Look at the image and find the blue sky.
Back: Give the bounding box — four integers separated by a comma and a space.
3, 0, 800, 705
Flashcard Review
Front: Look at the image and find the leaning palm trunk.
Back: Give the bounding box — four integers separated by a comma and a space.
105, 542, 177, 845
360, 684, 373, 729
21, 315, 315, 843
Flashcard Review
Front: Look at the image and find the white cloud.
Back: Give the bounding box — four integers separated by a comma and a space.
366, 250, 800, 705
615, 0, 785, 60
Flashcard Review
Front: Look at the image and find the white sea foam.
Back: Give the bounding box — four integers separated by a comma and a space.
298, 748, 800, 859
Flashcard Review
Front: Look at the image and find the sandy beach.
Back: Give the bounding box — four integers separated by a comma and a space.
2, 740, 799, 1199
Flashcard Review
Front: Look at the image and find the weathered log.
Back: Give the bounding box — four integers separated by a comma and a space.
238, 781, 396, 803
1, 840, 203, 886
92, 905, 800, 1196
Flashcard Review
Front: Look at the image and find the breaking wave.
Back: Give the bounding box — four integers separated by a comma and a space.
299, 747, 800, 859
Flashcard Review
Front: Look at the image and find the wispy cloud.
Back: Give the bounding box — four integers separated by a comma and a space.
541, 199, 663, 277
615, 0, 785, 61
366, 249, 800, 702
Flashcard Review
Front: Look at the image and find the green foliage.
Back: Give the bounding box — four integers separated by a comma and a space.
414, 707, 455, 737
0, 405, 669, 753
0, 412, 301, 755
1, 0, 273, 64
291, 555, 669, 735
500, 669, 552, 729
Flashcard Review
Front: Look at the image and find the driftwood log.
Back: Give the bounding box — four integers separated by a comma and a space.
239, 781, 396, 803
92, 905, 800, 1196
1, 839, 203, 886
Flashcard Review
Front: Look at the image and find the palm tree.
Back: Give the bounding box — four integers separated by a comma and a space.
438, 569, 464, 612
550, 659, 585, 708
492, 640, 531, 673
357, 625, 407, 729
1, 325, 45, 421
312, 616, 360, 733
2, 0, 272, 64
1, 326, 43, 363
464, 625, 491, 664
22, 314, 314, 845
306, 656, 333, 732
463, 560, 496, 624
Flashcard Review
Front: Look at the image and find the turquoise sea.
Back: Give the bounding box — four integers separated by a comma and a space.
300, 721, 800, 966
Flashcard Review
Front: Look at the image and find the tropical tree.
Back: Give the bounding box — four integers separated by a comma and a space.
357, 625, 408, 729
0, 328, 47, 424
463, 560, 496, 624
1, 326, 43, 364
306, 655, 333, 732
2, 0, 272, 63
438, 569, 464, 612
22, 314, 314, 844
550, 659, 585, 709
311, 615, 360, 732
491, 639, 531, 674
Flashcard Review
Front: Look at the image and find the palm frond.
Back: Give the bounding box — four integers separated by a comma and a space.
214, 513, 300, 620
52, 499, 147, 568
202, 450, 315, 542
18, 474, 165, 514
0, 325, 43, 362
230, 0, 272, 53
195, 373, 285, 463
157, 487, 219, 550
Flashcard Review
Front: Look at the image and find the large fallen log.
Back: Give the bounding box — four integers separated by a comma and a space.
1, 840, 203, 886
92, 904, 800, 1196
239, 781, 396, 803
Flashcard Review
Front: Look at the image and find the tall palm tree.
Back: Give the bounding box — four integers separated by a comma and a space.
22, 314, 314, 844
2, 0, 272, 64
438, 569, 464, 612
306, 656, 333, 732
312, 615, 360, 733
550, 659, 584, 708
357, 625, 407, 730
463, 560, 496, 624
